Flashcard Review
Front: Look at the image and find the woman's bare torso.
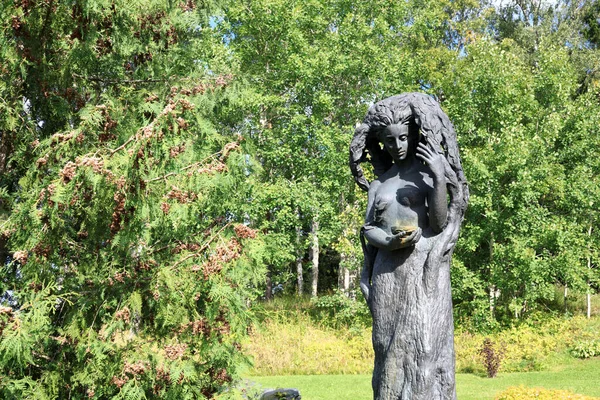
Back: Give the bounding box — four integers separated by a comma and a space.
369, 164, 433, 237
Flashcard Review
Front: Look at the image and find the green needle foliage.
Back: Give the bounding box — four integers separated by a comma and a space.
1, 0, 266, 398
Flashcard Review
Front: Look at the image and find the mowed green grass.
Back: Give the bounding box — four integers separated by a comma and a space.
248, 357, 600, 400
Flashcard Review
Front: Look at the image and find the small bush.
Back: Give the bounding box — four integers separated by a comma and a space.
495, 386, 598, 400
310, 290, 371, 330
480, 338, 503, 377
454, 330, 486, 374
570, 338, 600, 359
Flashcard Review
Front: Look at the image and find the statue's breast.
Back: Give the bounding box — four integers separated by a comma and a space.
396, 185, 426, 208
377, 177, 427, 208
373, 178, 427, 231
373, 195, 392, 224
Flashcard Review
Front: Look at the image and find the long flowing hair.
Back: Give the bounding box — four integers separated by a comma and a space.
350, 93, 467, 196
350, 92, 469, 290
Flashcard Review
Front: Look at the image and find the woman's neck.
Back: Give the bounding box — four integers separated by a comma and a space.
393, 154, 419, 174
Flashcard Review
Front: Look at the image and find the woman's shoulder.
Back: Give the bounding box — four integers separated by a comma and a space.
367, 179, 382, 195
374, 165, 399, 183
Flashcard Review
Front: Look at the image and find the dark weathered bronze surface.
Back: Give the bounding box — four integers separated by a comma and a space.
350, 93, 469, 400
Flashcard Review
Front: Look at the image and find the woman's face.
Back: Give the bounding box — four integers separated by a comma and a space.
380, 123, 416, 164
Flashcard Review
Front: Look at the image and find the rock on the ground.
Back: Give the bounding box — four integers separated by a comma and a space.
260, 388, 301, 400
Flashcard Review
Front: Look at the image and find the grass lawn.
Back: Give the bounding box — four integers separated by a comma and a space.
247, 357, 600, 400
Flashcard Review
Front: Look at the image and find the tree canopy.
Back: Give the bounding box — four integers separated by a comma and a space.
1, 0, 599, 397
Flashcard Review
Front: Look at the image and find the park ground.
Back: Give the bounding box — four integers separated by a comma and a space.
249, 357, 600, 400
240, 295, 600, 399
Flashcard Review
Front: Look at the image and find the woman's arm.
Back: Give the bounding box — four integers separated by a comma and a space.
416, 138, 448, 233
427, 176, 448, 233
364, 224, 422, 250
363, 180, 422, 250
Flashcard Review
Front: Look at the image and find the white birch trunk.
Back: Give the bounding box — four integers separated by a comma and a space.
310, 217, 319, 297
587, 223, 593, 319
296, 224, 303, 296
489, 233, 495, 315
338, 254, 350, 293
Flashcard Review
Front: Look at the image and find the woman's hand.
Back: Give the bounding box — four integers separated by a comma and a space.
389, 227, 422, 249
364, 224, 422, 250
416, 135, 445, 181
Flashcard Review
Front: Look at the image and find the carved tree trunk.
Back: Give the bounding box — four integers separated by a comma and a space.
369, 231, 457, 399
310, 217, 319, 297
367, 169, 467, 400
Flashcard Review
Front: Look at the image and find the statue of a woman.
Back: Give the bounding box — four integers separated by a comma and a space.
349, 93, 468, 400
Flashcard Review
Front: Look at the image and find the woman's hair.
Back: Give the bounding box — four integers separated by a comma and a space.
349, 96, 419, 191
349, 93, 460, 192
352, 93, 469, 293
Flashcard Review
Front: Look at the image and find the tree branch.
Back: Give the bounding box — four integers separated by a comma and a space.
144, 151, 223, 183
72, 73, 168, 85
109, 136, 135, 157
145, 172, 177, 183
171, 222, 231, 270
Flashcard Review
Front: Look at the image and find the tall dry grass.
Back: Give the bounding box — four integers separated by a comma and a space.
245, 305, 599, 376
244, 312, 372, 375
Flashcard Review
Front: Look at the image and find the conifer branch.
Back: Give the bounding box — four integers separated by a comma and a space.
109, 136, 135, 156
72, 73, 168, 85
149, 217, 225, 255
88, 300, 106, 334
145, 173, 177, 183
109, 101, 181, 157
39, 0, 55, 47
171, 222, 231, 270
33, 351, 51, 361
181, 151, 221, 170
144, 151, 223, 183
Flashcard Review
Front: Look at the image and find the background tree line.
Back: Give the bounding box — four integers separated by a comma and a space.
222, 0, 600, 323
0, 0, 599, 397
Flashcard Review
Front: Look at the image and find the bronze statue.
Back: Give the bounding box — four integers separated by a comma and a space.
349, 93, 468, 400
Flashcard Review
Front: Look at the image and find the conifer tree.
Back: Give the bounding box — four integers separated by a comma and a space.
1, 1, 265, 398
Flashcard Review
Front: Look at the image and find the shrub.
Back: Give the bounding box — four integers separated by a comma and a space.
244, 313, 373, 376
246, 302, 599, 376
310, 290, 371, 330
495, 386, 598, 400
480, 338, 503, 377
454, 330, 486, 374
455, 316, 592, 374
570, 338, 600, 359
0, 3, 266, 397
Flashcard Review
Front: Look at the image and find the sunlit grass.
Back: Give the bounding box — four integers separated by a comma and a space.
247, 357, 600, 400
